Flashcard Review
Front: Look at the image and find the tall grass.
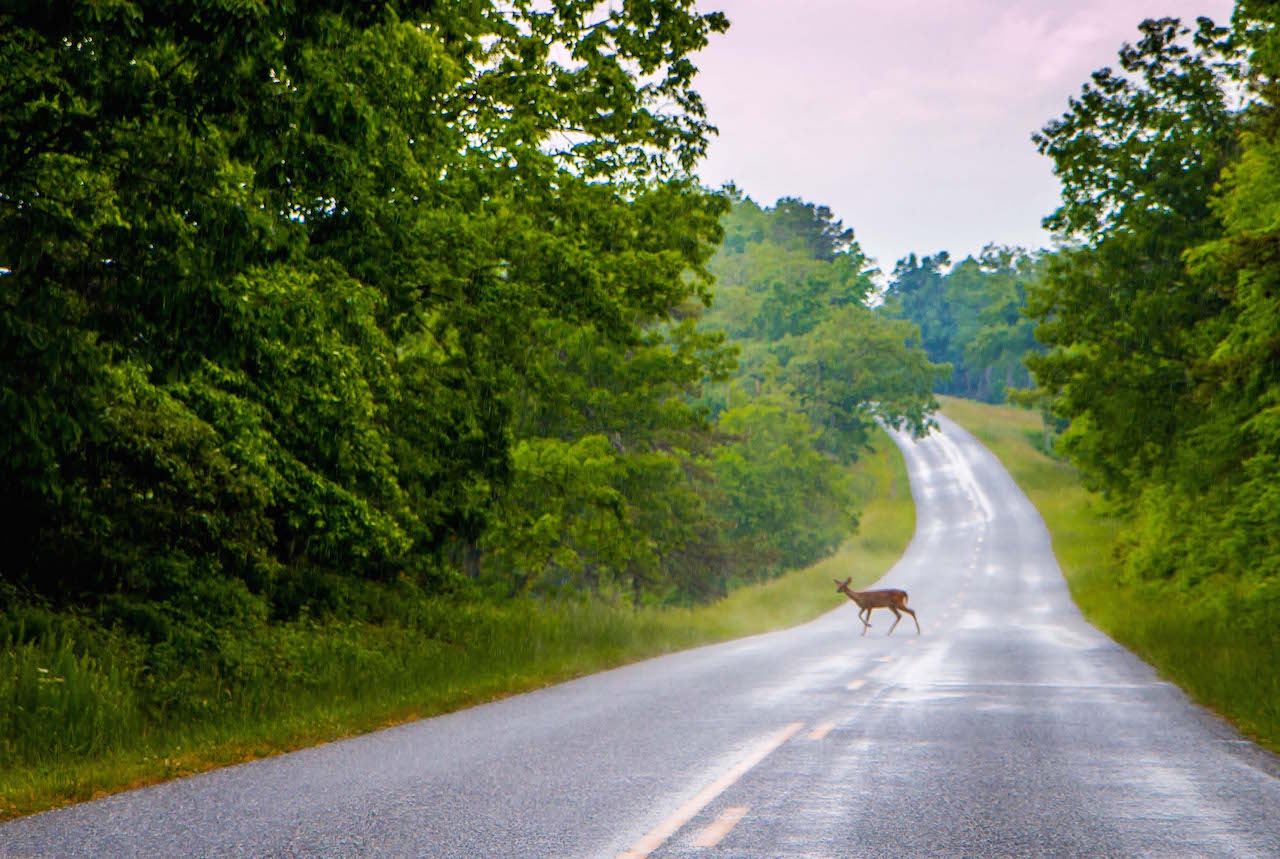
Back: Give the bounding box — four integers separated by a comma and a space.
1, 631, 142, 764
1, 427, 913, 821
940, 396, 1280, 754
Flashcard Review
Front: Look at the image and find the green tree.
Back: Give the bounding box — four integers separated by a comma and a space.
784, 307, 946, 459
881, 246, 1042, 403
0, 1, 729, 630
1025, 15, 1240, 495
1162, 0, 1280, 585
957, 247, 1042, 401
882, 252, 955, 368
480, 309, 736, 602
712, 401, 853, 572
699, 194, 945, 571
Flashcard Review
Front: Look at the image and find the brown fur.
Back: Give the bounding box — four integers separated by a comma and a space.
834, 577, 920, 636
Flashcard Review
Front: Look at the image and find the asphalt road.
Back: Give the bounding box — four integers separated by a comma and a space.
4, 415, 1278, 858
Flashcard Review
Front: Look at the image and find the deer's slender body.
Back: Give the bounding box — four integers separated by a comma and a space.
834, 577, 920, 635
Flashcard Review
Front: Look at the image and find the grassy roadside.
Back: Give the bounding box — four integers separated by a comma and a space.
940, 396, 1280, 755
0, 427, 912, 822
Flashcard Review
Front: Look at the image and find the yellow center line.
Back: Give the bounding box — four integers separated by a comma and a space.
692, 806, 748, 848
618, 722, 804, 859
808, 721, 836, 740
846, 678, 866, 691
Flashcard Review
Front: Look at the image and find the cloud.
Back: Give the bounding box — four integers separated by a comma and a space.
692, 0, 1236, 266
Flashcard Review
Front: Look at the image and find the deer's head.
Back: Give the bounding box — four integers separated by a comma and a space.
834, 577, 852, 594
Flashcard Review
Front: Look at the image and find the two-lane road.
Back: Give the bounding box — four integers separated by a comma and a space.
4, 415, 1278, 858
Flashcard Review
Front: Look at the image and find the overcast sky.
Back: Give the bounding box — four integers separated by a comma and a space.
690, 0, 1237, 273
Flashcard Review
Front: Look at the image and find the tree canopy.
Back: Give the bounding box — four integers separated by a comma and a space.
0, 1, 729, 627
880, 246, 1042, 404
699, 195, 946, 571
1025, 6, 1280, 592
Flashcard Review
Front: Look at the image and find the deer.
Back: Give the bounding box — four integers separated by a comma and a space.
834, 577, 920, 636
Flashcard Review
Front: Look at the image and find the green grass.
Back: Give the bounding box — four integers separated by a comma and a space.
940, 396, 1280, 755
0, 427, 913, 821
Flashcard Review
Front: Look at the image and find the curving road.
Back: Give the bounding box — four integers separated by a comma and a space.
3, 415, 1279, 858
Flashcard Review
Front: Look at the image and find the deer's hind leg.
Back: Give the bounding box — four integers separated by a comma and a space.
887, 607, 902, 636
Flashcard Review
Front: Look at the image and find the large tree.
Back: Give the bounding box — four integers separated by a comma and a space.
1025, 15, 1241, 495
0, 1, 728, 626
1024, 6, 1280, 594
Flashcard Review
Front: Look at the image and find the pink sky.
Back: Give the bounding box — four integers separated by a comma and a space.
691, 0, 1238, 271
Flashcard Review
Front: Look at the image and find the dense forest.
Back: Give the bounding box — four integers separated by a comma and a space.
879, 247, 1043, 403
1026, 5, 1280, 612
0, 0, 941, 781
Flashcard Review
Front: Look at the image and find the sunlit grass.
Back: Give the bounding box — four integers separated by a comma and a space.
940, 395, 1280, 756
1, 427, 913, 821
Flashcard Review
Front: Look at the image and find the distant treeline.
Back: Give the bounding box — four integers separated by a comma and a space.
879, 248, 1043, 404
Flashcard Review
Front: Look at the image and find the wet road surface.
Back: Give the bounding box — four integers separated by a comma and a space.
3, 415, 1278, 858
